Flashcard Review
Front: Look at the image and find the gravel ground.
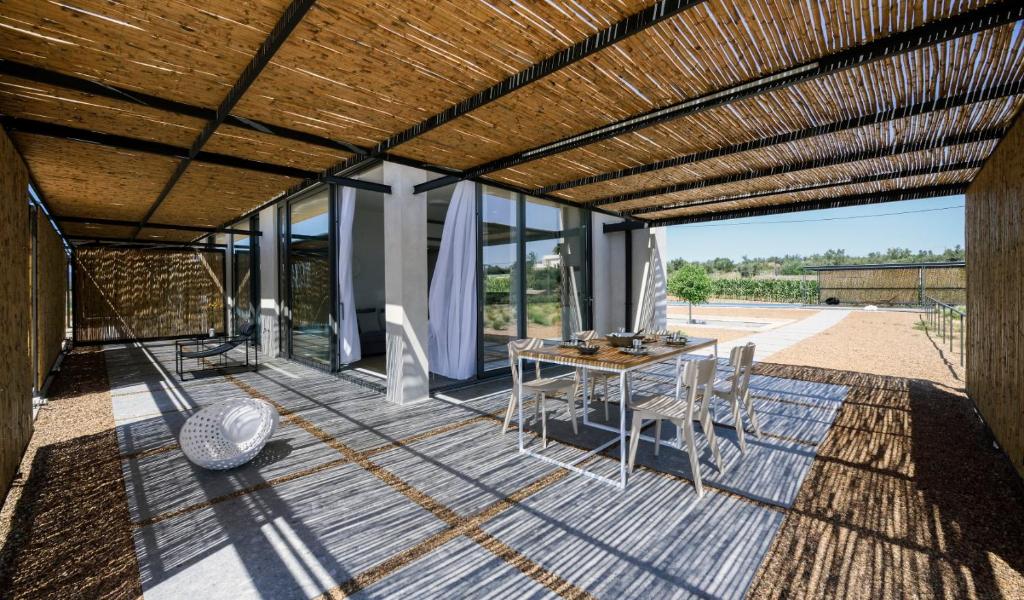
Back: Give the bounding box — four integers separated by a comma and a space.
0, 348, 141, 599
748, 363, 1024, 599
769, 310, 964, 390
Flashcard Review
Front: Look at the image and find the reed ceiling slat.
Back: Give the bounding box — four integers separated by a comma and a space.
638, 170, 977, 221
149, 161, 298, 227
60, 223, 138, 240
11, 133, 179, 222
231, 0, 649, 148
0, 0, 292, 108
204, 125, 351, 171
0, 75, 203, 147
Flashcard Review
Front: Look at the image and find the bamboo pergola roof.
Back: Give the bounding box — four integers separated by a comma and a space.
1, 0, 1022, 243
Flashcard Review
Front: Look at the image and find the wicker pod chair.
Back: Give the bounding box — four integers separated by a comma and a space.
180, 398, 280, 470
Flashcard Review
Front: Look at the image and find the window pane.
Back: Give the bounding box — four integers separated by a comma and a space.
289, 189, 331, 365
232, 226, 251, 329
481, 186, 518, 372
525, 197, 587, 341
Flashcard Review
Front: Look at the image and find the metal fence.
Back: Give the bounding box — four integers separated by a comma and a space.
926, 295, 965, 366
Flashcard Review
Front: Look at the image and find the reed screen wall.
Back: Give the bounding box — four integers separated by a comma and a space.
966, 114, 1024, 480
816, 266, 965, 305
35, 209, 67, 389
0, 128, 32, 503
73, 247, 226, 343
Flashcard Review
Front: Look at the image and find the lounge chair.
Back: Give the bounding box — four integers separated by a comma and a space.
176, 322, 259, 381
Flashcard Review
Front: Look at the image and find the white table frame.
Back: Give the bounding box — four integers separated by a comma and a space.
516, 338, 718, 490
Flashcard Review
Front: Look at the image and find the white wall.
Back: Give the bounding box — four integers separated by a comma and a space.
258, 205, 280, 356
591, 216, 667, 334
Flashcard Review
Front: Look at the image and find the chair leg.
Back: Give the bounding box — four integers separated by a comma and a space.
730, 394, 747, 454
502, 391, 517, 434
702, 409, 726, 474
745, 390, 762, 438
568, 391, 578, 435
603, 378, 609, 420
627, 415, 643, 474
540, 394, 548, 449
684, 420, 704, 497
654, 418, 662, 457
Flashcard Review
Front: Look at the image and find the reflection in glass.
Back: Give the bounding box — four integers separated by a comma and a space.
481, 186, 518, 372
232, 225, 251, 330
289, 189, 331, 365
524, 197, 587, 341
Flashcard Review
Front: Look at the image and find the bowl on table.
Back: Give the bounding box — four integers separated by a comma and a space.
576, 344, 599, 356
605, 332, 642, 348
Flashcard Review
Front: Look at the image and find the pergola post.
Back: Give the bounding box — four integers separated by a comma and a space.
383, 162, 430, 404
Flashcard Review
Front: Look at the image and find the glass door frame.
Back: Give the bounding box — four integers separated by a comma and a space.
281, 183, 339, 371
475, 184, 593, 379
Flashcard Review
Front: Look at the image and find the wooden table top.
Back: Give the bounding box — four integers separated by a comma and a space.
518, 336, 717, 372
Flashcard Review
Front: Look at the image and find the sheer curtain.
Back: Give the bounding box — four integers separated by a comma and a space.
428, 181, 477, 380
338, 186, 362, 364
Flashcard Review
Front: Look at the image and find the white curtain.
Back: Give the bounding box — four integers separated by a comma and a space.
338, 186, 362, 364
559, 242, 583, 338
428, 181, 477, 380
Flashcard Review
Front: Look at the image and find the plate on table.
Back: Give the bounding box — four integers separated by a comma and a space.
664, 338, 689, 346
619, 347, 650, 356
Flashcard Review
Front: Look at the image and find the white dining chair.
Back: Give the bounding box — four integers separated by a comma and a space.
627, 355, 723, 497
713, 343, 760, 454
575, 330, 615, 420
502, 338, 580, 449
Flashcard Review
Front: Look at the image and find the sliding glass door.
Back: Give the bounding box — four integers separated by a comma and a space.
287, 188, 333, 367
477, 187, 591, 377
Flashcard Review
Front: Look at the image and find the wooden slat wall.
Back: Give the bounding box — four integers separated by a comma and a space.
0, 128, 32, 503
35, 211, 67, 390
73, 247, 226, 343
966, 112, 1024, 480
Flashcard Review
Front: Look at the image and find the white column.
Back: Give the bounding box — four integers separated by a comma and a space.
258, 205, 279, 357
591, 213, 627, 334
382, 162, 429, 404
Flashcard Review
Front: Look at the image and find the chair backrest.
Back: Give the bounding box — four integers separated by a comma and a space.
726, 343, 755, 395
236, 320, 258, 341
575, 330, 597, 342
673, 355, 718, 421
508, 338, 543, 388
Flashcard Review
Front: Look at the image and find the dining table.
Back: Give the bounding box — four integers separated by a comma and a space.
515, 335, 718, 490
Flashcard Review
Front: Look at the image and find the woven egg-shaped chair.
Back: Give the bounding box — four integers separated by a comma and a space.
180, 398, 280, 470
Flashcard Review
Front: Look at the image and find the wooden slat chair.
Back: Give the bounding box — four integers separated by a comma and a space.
713, 343, 760, 454
627, 355, 724, 497
502, 338, 580, 449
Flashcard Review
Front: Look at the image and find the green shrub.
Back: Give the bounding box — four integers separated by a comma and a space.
708, 278, 818, 303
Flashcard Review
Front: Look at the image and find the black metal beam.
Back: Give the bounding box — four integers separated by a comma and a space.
632, 183, 969, 228
322, 176, 391, 194
542, 81, 1024, 196
415, 1, 1024, 193
2, 116, 318, 179
0, 58, 368, 156
68, 235, 227, 249
602, 220, 650, 234
595, 128, 1003, 209
626, 160, 982, 217
134, 0, 316, 238
55, 216, 258, 235
372, 0, 708, 156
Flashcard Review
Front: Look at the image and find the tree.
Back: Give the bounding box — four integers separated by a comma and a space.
667, 264, 712, 323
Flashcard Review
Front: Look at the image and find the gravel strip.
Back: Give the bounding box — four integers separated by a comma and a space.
0, 348, 141, 599
768, 311, 964, 390
748, 363, 1024, 599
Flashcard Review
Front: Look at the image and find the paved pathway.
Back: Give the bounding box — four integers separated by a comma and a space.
717, 309, 851, 361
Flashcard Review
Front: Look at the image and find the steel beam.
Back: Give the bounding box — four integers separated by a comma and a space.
594, 129, 1002, 209
68, 235, 227, 249
3, 117, 318, 179
632, 183, 969, 228
626, 160, 982, 217
541, 81, 1024, 195
134, 0, 316, 238
0, 58, 367, 156
55, 216, 258, 235
415, 1, 1024, 192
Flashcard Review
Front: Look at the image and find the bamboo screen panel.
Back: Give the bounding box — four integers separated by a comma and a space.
73, 247, 225, 343
966, 113, 1024, 480
0, 128, 32, 503
36, 212, 67, 389
817, 266, 966, 306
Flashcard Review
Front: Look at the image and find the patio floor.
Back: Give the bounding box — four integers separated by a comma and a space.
2, 341, 1023, 599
